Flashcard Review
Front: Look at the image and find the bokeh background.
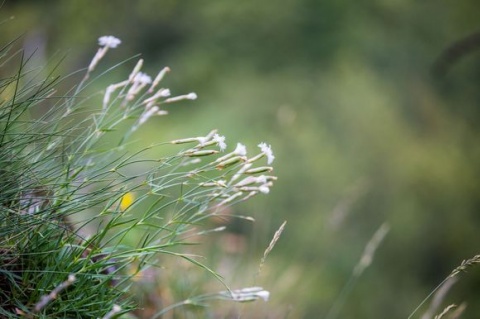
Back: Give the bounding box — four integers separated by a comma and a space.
2, 1, 480, 318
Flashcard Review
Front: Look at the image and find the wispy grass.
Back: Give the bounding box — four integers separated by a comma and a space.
324, 222, 390, 319
0, 35, 277, 318
408, 255, 480, 319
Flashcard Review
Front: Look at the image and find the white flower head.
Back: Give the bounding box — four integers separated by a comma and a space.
164, 92, 198, 103
98, 35, 121, 48
258, 185, 270, 194
221, 287, 270, 302
160, 88, 171, 97
258, 142, 275, 164
234, 143, 247, 156
197, 129, 217, 145
186, 92, 197, 100
143, 88, 171, 107
255, 290, 270, 301
149, 66, 171, 92
133, 72, 152, 85
213, 133, 227, 151
128, 59, 144, 82
256, 175, 268, 184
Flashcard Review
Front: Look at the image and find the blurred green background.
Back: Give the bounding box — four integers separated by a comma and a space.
2, 1, 480, 318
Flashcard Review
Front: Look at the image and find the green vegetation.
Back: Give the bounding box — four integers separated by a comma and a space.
1, 1, 480, 318
0, 35, 277, 318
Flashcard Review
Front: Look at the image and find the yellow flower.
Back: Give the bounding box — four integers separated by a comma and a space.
120, 192, 135, 211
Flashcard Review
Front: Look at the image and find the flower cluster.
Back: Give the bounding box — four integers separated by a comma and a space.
83, 36, 197, 131
2, 33, 278, 319
87, 35, 122, 74
172, 129, 227, 153
170, 131, 277, 206
103, 57, 197, 130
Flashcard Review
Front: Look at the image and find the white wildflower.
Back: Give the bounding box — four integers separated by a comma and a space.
186, 92, 197, 100
220, 287, 270, 302
197, 129, 217, 146
235, 176, 257, 187
149, 66, 171, 93
255, 290, 270, 301
127, 72, 152, 100
200, 180, 227, 187
103, 304, 122, 319
98, 35, 121, 48
138, 106, 159, 126
132, 106, 167, 132
218, 191, 243, 206
258, 142, 275, 164
103, 86, 115, 109
230, 163, 253, 183
102, 80, 128, 109
234, 143, 247, 156
258, 185, 270, 194
235, 183, 272, 194
180, 158, 202, 166
171, 137, 203, 144
34, 274, 77, 312
235, 175, 267, 187
215, 156, 244, 169
128, 59, 144, 82
215, 142, 247, 164
184, 149, 219, 157
164, 92, 197, 103
256, 175, 268, 184
245, 166, 273, 174
159, 88, 171, 97
213, 133, 227, 151
133, 72, 152, 85
143, 88, 171, 107
86, 36, 121, 76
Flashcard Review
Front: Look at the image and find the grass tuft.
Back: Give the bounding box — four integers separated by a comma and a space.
0, 34, 277, 318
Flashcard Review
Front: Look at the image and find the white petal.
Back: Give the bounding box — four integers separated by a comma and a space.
98, 35, 121, 48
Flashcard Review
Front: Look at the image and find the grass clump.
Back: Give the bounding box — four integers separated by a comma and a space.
0, 35, 278, 318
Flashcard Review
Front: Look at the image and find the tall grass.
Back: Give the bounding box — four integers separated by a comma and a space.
0, 35, 277, 318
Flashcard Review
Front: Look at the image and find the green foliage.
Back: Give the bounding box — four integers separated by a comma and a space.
0, 42, 128, 318
0, 34, 277, 318
2, 1, 480, 318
